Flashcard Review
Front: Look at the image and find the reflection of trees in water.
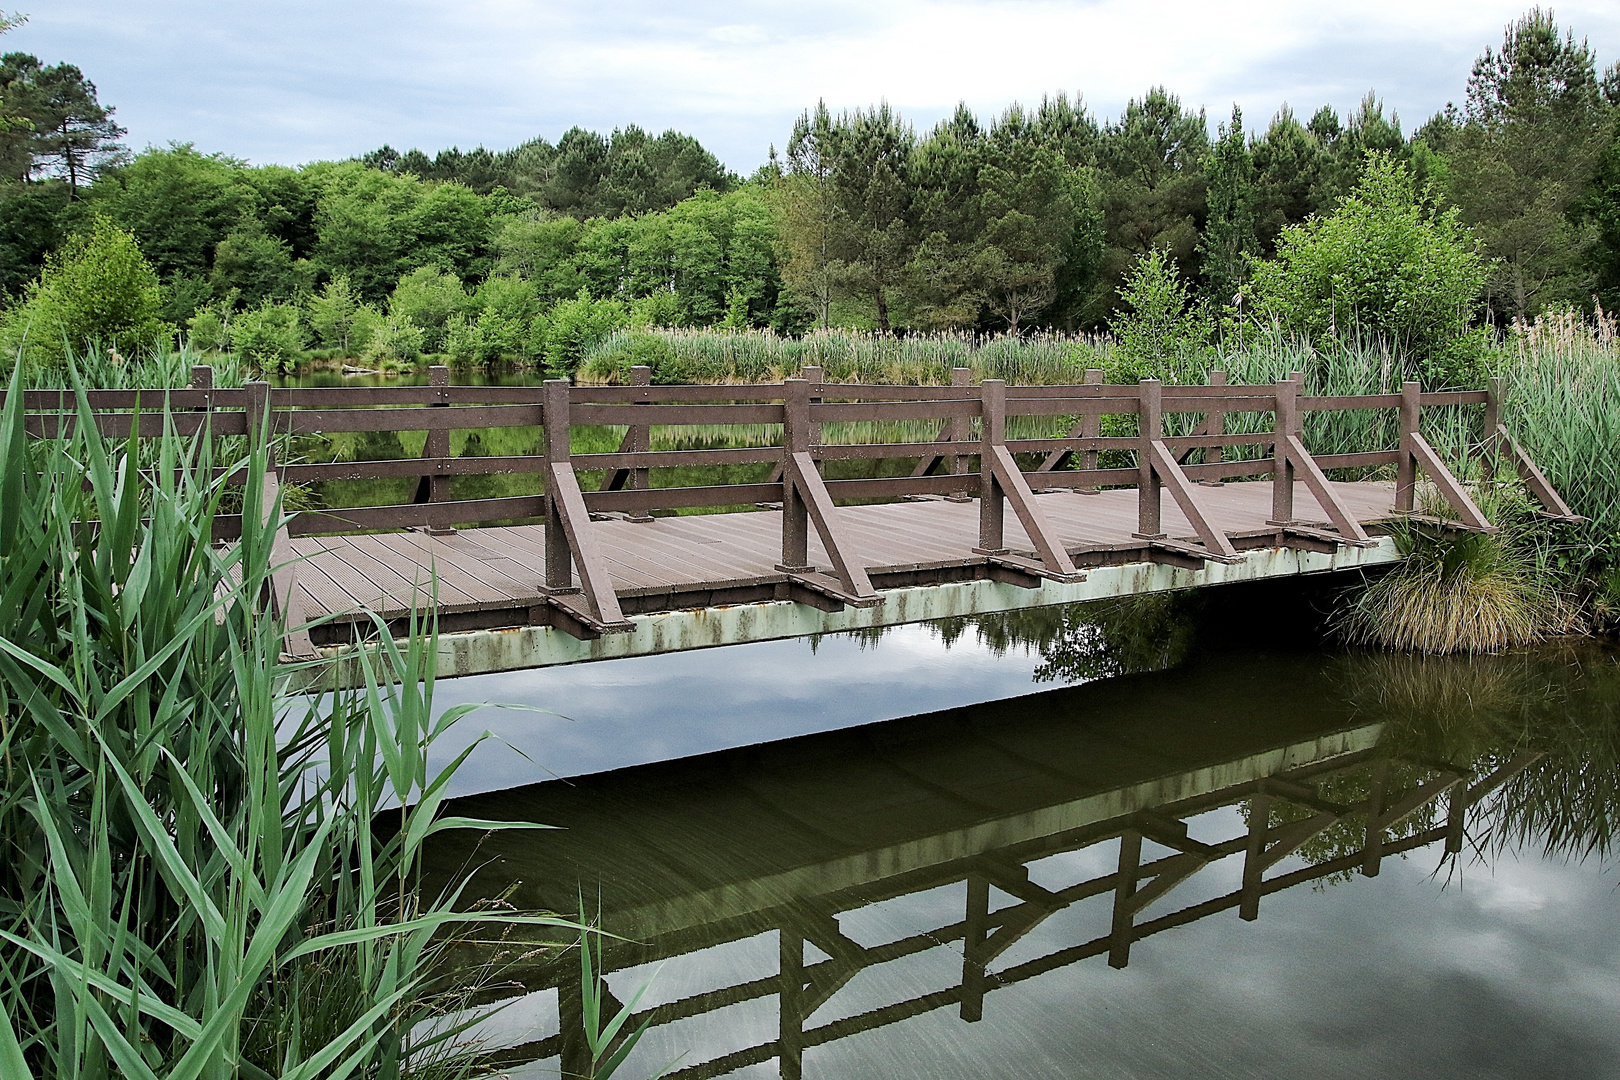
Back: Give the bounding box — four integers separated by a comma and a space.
1336, 643, 1620, 862
925, 592, 1203, 682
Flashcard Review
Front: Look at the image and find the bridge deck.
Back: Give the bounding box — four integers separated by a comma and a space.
289, 478, 1398, 634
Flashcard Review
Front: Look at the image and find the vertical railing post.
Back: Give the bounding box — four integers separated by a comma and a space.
1109, 829, 1143, 969
960, 872, 989, 1022
245, 380, 272, 466
1270, 378, 1297, 525
801, 364, 824, 456
626, 365, 653, 521
948, 366, 972, 491
1072, 367, 1105, 495
1240, 787, 1270, 922
1396, 380, 1421, 512
778, 378, 811, 572
415, 364, 451, 510
976, 379, 1007, 554
1200, 369, 1225, 483
779, 927, 805, 1080
543, 379, 575, 591
190, 364, 213, 396
1483, 375, 1505, 466
1134, 379, 1163, 539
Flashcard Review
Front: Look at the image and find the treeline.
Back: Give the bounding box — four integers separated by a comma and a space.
1, 8, 1618, 375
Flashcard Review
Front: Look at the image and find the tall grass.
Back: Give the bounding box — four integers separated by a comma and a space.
0, 371, 569, 1078
1496, 307, 1620, 575
578, 327, 1109, 386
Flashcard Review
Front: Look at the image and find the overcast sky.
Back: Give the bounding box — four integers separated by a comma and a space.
12, 1, 1620, 174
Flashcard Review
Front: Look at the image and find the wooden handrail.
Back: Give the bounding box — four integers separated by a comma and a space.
23, 367, 1584, 640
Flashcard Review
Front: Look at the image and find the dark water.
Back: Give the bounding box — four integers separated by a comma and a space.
419, 588, 1620, 1080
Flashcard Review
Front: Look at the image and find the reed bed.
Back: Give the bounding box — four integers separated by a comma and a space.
0, 374, 570, 1079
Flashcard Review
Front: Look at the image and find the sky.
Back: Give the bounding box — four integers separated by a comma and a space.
12, 1, 1620, 174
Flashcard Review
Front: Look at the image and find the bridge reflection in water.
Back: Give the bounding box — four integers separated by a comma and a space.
429, 647, 1544, 1079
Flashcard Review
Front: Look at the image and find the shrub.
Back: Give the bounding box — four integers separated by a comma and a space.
1247, 153, 1490, 388
388, 266, 468, 352
1, 216, 173, 368
229, 300, 306, 372
1107, 249, 1213, 384
365, 310, 425, 367
542, 289, 627, 379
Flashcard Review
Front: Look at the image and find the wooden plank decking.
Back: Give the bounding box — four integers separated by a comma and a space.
288, 478, 1400, 637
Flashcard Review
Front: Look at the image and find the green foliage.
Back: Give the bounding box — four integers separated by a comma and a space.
184, 299, 230, 351
0, 380, 573, 1076
1, 215, 171, 366
209, 219, 312, 307
388, 265, 467, 352
542, 289, 627, 378
0, 51, 125, 193
365, 310, 424, 367
306, 274, 375, 354
1247, 154, 1490, 386
1199, 105, 1258, 308
228, 299, 305, 372
1448, 7, 1612, 318
1108, 248, 1211, 383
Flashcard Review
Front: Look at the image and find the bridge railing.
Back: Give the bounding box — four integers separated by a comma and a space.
7, 365, 1578, 639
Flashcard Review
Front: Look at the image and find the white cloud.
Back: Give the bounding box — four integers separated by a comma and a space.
11, 0, 1620, 168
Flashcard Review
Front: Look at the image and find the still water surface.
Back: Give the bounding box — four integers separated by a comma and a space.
420, 590, 1620, 1079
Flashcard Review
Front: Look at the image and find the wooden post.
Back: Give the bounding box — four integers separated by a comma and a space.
1396, 380, 1421, 512
1361, 759, 1390, 877
948, 366, 972, 491
190, 364, 213, 401
1270, 379, 1297, 525
415, 365, 452, 516
1108, 830, 1142, 968
802, 364, 824, 453
627, 365, 653, 521
779, 378, 812, 572
543, 379, 574, 591
1134, 379, 1164, 539
779, 927, 804, 1080
1199, 369, 1225, 485
977, 380, 1007, 554
1482, 375, 1504, 468
1239, 790, 1270, 922
960, 872, 989, 1022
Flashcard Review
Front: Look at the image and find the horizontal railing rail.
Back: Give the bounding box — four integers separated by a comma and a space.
10, 362, 1578, 650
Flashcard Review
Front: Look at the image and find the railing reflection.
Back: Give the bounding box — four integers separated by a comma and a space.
427, 640, 1589, 1079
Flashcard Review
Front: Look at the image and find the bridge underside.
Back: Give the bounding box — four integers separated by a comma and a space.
294, 478, 1403, 678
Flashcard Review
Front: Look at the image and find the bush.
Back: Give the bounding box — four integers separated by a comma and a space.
1, 217, 173, 368
388, 266, 468, 352
541, 289, 627, 379
365, 310, 425, 367
1247, 153, 1490, 388
229, 300, 306, 372
1107, 249, 1213, 384
185, 302, 230, 351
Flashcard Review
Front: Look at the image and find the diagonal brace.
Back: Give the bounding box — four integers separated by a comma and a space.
1281, 435, 1372, 542
1146, 441, 1240, 558
547, 462, 632, 629
784, 451, 876, 599
1409, 434, 1494, 531
1490, 424, 1581, 521
984, 444, 1080, 577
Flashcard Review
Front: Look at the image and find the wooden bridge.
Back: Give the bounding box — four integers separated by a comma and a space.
21, 365, 1577, 675
429, 652, 1541, 1079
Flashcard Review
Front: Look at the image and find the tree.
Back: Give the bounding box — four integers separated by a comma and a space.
0, 53, 125, 194
1108, 249, 1212, 384
1247, 154, 1490, 386
1, 216, 172, 365
388, 266, 467, 352
825, 103, 916, 333
1250, 106, 1336, 253
210, 220, 312, 307
776, 101, 848, 330
100, 145, 257, 282
1094, 88, 1209, 322
229, 300, 305, 372
1199, 105, 1258, 308
1448, 8, 1611, 318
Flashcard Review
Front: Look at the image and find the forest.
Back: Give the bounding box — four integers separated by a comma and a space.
1, 7, 1618, 385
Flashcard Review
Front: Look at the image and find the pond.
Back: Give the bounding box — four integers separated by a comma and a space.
414, 581, 1620, 1080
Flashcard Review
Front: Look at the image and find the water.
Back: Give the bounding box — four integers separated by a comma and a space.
414, 589, 1620, 1079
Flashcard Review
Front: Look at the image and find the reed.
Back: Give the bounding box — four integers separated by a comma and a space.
0, 370, 571, 1079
